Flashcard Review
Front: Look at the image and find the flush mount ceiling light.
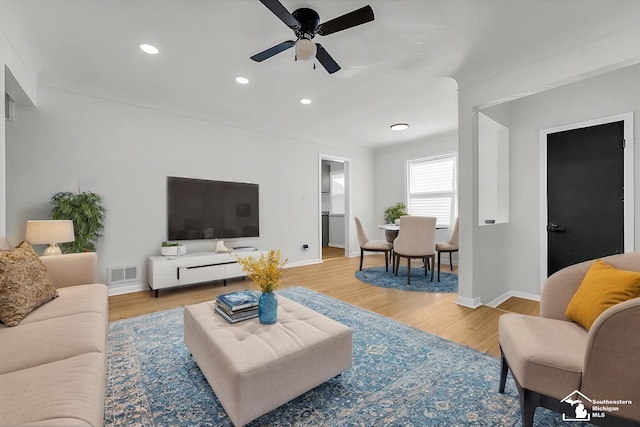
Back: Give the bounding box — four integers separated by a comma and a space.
139, 44, 159, 55
300, 98, 312, 105
235, 76, 250, 85
390, 123, 409, 131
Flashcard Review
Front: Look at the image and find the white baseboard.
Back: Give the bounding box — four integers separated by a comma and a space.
486, 290, 541, 308
455, 296, 483, 308
285, 259, 322, 268
328, 243, 345, 248
108, 281, 147, 296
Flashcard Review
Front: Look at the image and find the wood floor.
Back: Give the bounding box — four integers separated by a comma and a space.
108, 248, 539, 358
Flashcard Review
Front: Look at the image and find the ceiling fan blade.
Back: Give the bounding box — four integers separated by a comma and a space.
250, 40, 296, 62
317, 5, 374, 36
258, 0, 300, 29
315, 44, 340, 74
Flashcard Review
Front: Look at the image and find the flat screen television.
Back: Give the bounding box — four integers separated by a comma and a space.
167, 176, 259, 240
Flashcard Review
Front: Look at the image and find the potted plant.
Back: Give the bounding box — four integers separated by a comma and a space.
384, 202, 407, 224
236, 250, 287, 324
50, 191, 105, 253
161, 241, 186, 256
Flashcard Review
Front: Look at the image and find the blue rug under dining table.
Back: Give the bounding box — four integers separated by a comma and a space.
355, 265, 458, 292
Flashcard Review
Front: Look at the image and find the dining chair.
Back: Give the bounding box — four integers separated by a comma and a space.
384, 230, 398, 262
393, 216, 437, 284
354, 217, 394, 272
435, 217, 459, 281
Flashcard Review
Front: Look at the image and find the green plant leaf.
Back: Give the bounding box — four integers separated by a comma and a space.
51, 191, 105, 253
384, 202, 407, 224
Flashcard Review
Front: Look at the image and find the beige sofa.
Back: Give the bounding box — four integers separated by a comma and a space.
0, 252, 108, 426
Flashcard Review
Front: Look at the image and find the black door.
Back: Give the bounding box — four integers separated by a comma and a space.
547, 121, 625, 276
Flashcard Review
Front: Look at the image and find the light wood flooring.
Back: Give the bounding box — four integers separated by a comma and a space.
109, 249, 539, 358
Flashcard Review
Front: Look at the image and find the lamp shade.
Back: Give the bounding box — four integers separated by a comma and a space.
296, 38, 317, 61
25, 220, 75, 245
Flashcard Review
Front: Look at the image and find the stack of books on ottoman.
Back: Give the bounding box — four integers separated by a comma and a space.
215, 290, 260, 323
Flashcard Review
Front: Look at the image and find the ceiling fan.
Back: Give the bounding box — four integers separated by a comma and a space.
250, 0, 375, 74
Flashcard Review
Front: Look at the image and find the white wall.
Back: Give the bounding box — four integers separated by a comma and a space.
456, 24, 640, 307
497, 62, 640, 299
5, 86, 376, 291
1, 24, 37, 238
374, 134, 458, 244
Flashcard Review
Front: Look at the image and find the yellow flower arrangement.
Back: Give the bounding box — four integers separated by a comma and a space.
236, 250, 287, 293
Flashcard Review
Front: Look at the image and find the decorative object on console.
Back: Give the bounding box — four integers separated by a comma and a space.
50, 191, 105, 252
215, 240, 230, 253
384, 202, 407, 224
25, 220, 75, 256
236, 250, 287, 324
161, 241, 186, 257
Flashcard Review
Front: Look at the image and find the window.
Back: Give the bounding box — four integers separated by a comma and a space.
407, 154, 457, 227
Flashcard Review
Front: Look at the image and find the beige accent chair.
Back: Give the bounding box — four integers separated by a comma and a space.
384, 229, 398, 261
499, 252, 640, 427
355, 217, 393, 272
436, 217, 459, 281
393, 216, 437, 284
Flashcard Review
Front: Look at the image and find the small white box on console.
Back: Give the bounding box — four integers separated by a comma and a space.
161, 245, 186, 257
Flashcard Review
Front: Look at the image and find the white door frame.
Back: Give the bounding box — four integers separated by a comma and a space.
539, 111, 634, 285
318, 154, 351, 259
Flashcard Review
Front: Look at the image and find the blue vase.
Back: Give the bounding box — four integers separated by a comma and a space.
258, 292, 278, 324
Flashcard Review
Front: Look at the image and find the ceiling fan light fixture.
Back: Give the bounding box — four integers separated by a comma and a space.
296, 38, 316, 61
390, 123, 410, 132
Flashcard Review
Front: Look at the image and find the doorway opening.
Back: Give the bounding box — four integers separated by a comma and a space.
539, 112, 634, 282
319, 155, 351, 261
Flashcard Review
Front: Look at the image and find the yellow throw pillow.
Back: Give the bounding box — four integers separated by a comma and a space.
0, 241, 58, 326
565, 259, 640, 330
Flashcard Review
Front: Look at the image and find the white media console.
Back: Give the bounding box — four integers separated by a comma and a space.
148, 250, 267, 297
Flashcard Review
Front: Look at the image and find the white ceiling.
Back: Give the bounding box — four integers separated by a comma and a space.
2, 0, 640, 148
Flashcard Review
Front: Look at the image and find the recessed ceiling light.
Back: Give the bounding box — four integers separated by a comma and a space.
140, 44, 159, 55
390, 123, 409, 131
235, 77, 249, 85
300, 98, 312, 105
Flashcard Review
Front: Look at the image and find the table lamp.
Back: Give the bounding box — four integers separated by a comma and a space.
25, 220, 75, 256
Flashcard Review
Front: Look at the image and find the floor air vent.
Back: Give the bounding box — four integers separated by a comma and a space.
108, 265, 138, 284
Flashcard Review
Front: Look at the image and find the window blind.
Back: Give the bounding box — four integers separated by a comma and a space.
407, 154, 456, 227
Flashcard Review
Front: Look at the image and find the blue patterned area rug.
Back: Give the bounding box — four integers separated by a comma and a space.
355, 265, 458, 292
105, 287, 587, 426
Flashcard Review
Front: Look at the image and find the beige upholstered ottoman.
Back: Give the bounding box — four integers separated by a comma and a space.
184, 295, 353, 427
